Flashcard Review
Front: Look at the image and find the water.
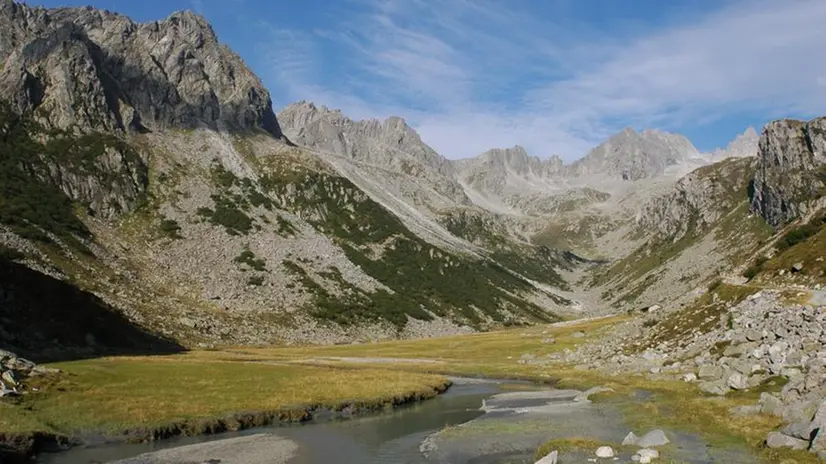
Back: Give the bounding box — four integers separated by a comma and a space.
33, 380, 759, 464
35, 380, 508, 464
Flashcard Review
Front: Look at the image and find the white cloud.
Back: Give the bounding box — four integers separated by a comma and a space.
263, 0, 826, 160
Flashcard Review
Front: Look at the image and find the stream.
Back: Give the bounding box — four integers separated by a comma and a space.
34, 378, 758, 464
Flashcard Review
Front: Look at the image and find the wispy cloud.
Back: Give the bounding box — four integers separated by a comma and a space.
259, 0, 826, 160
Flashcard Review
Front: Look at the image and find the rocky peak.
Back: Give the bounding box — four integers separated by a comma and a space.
277, 100, 470, 205
571, 127, 699, 181
0, 1, 285, 138
712, 127, 759, 159
750, 117, 826, 228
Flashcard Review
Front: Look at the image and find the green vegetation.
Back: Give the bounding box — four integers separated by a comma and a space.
246, 275, 264, 286
742, 255, 768, 281
258, 160, 558, 327
0, 104, 92, 250
233, 247, 267, 272
158, 217, 182, 239
775, 215, 826, 251
197, 194, 254, 235
275, 215, 297, 236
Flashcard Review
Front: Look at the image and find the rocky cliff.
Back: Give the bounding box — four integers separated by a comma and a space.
750, 117, 826, 228
0, 0, 285, 138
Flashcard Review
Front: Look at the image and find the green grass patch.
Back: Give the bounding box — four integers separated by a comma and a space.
234, 247, 267, 272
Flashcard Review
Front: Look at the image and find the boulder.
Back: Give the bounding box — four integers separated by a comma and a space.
683, 372, 698, 382
727, 372, 749, 391
698, 364, 724, 380
765, 431, 809, 450
1, 369, 19, 387
699, 380, 730, 396
637, 429, 670, 447
595, 446, 615, 458
571, 331, 586, 339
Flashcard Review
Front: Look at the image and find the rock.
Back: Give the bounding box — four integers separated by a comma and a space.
534, 450, 558, 464
765, 431, 809, 450
792, 262, 804, 272
781, 421, 817, 441
683, 372, 697, 382
595, 446, 615, 458
745, 329, 764, 342
622, 432, 639, 446
572, 331, 586, 339
809, 400, 826, 451
698, 380, 730, 396
698, 364, 723, 380
574, 386, 613, 402
0, 387, 18, 397
541, 337, 556, 344
637, 429, 670, 448
727, 372, 749, 390
636, 448, 660, 461
1, 369, 19, 387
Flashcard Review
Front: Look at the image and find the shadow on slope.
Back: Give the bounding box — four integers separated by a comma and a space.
0, 258, 184, 363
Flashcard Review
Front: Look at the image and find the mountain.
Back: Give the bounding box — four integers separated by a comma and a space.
0, 1, 580, 357
2, 0, 824, 362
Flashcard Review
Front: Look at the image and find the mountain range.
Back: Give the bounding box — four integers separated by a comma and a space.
0, 0, 824, 360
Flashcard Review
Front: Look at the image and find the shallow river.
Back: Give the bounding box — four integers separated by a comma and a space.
35, 378, 757, 464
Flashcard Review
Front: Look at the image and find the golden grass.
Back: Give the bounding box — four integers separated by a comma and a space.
1, 358, 446, 434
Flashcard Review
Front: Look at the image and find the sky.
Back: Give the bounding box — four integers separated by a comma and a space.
28, 0, 826, 161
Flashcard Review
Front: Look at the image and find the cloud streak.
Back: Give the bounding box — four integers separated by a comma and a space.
260, 0, 826, 160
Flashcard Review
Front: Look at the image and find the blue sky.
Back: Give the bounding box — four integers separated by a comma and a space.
29, 0, 826, 161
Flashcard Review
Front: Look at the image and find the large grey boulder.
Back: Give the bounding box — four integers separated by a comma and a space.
765, 431, 810, 450
636, 429, 670, 448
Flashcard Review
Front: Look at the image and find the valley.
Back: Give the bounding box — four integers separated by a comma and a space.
1, 0, 826, 463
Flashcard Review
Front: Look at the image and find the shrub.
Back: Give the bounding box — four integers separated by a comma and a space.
742, 256, 768, 280
234, 248, 267, 271
247, 275, 264, 286
159, 218, 182, 239
0, 244, 24, 262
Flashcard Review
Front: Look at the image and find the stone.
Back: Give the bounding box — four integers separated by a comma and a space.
698, 364, 723, 380
781, 421, 818, 441
727, 372, 749, 390
1, 369, 18, 387
595, 446, 615, 458
764, 431, 809, 450
622, 432, 639, 446
534, 450, 558, 464
698, 380, 730, 396
683, 372, 697, 382
792, 262, 804, 272
637, 429, 670, 448
745, 329, 764, 342
637, 448, 660, 460
572, 331, 586, 339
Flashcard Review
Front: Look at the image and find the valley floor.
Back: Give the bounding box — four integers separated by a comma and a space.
2, 308, 822, 463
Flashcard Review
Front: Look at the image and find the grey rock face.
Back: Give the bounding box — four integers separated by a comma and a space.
0, 1, 285, 137
277, 101, 468, 205
750, 117, 826, 228
636, 157, 756, 240
636, 429, 670, 447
